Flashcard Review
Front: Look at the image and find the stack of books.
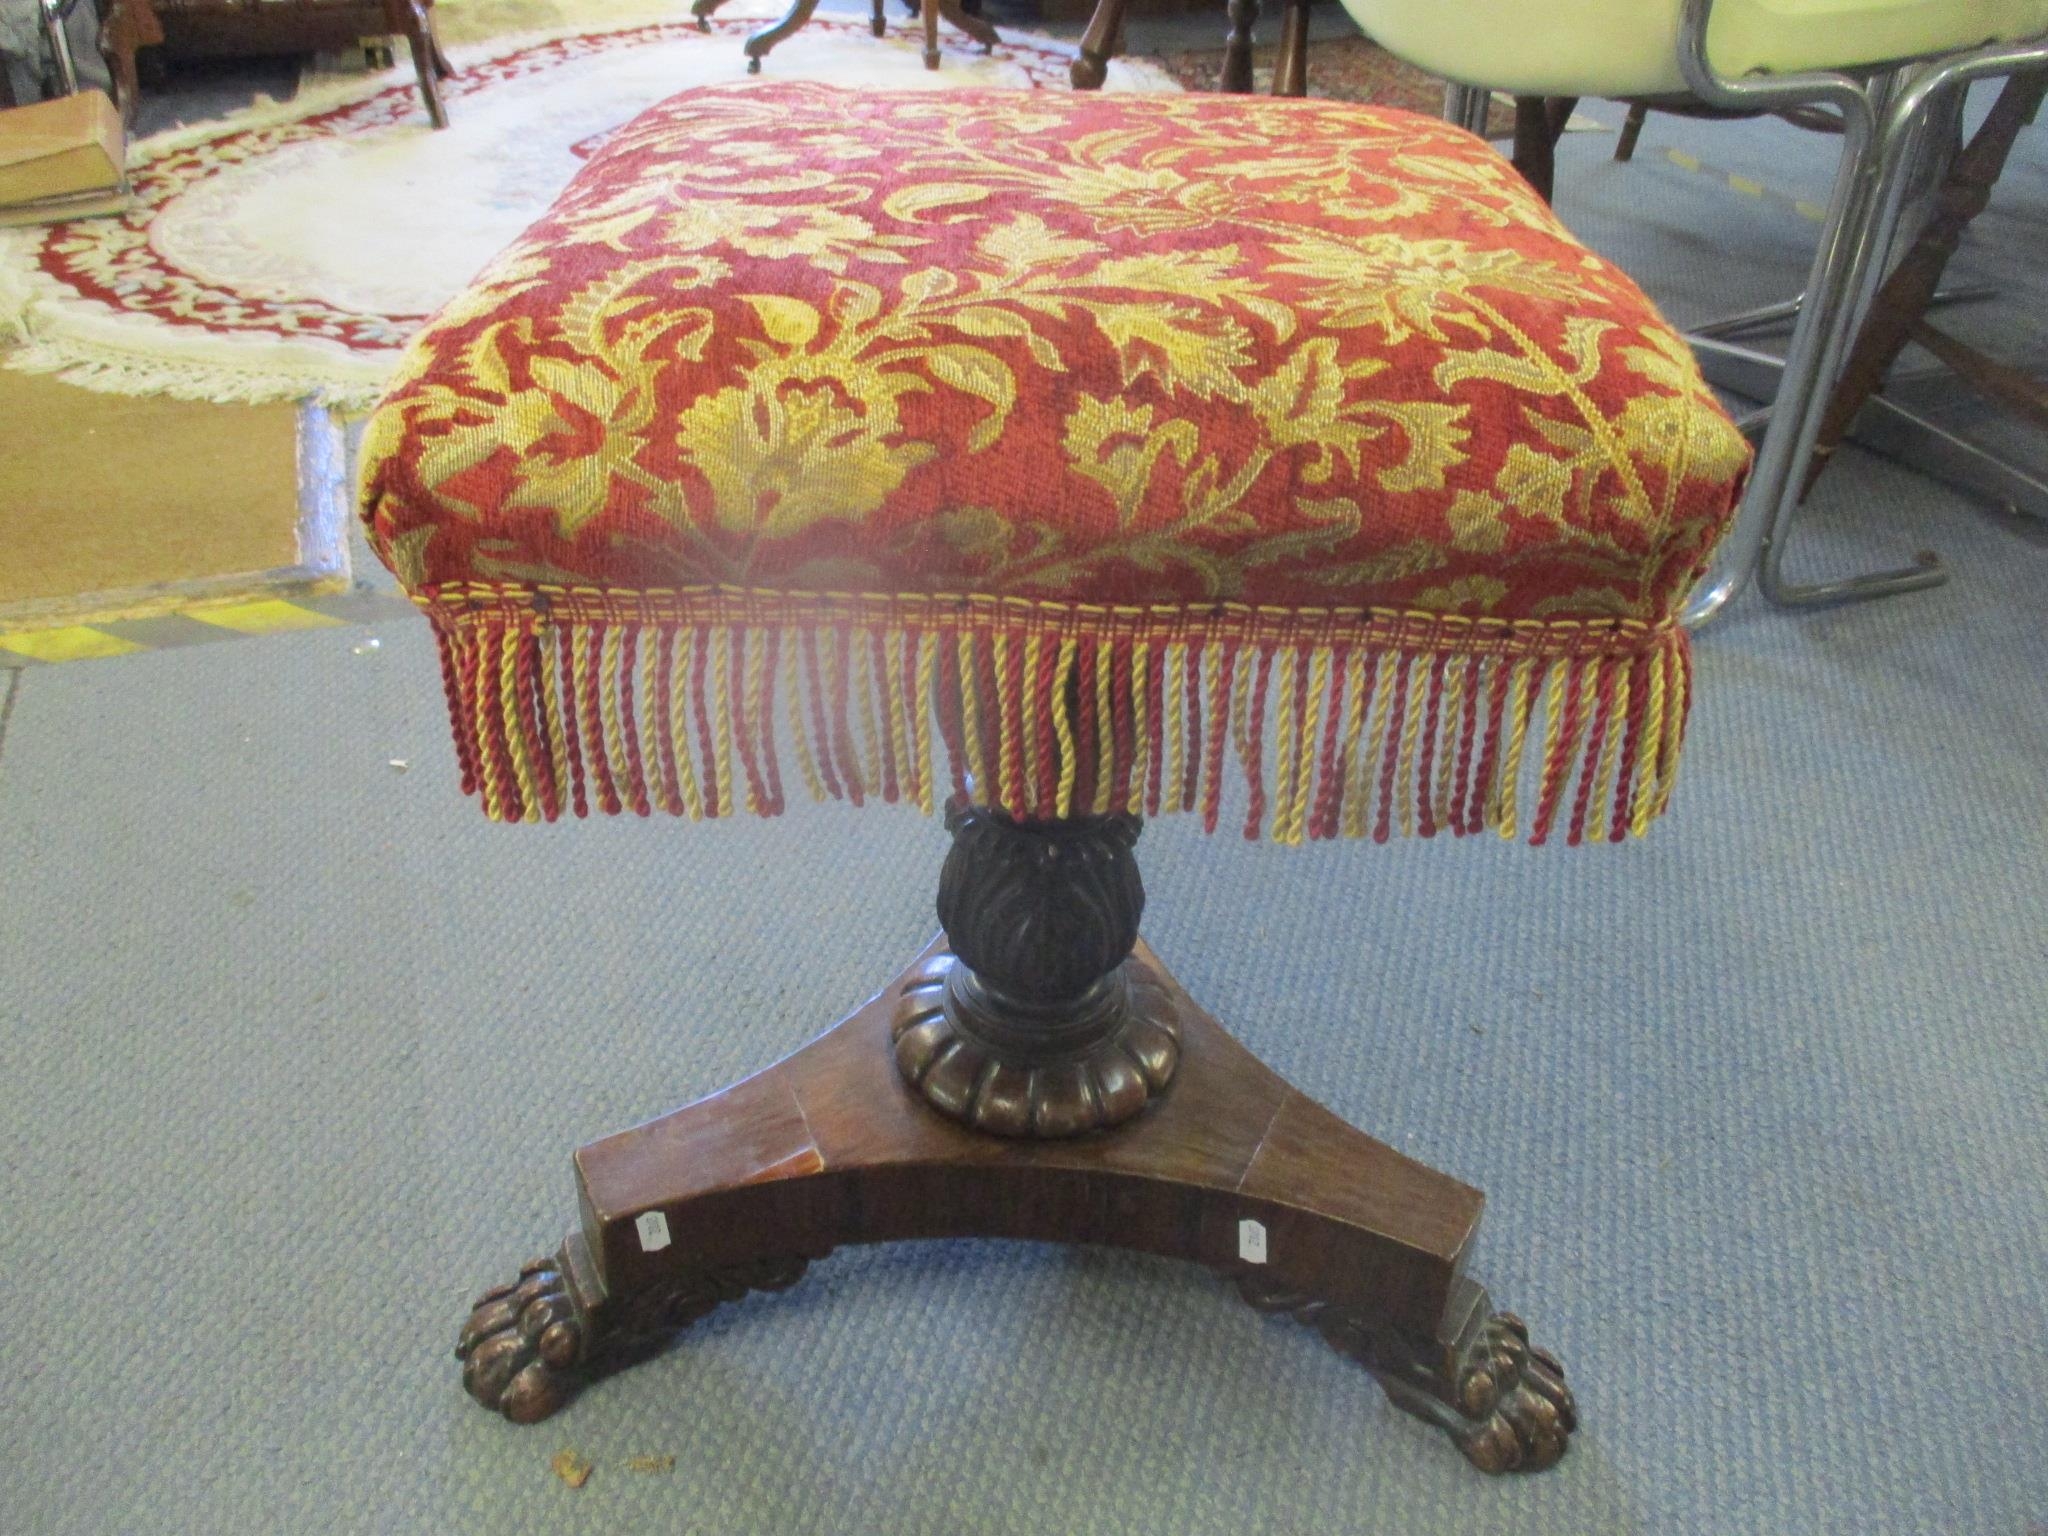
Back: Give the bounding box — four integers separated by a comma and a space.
0, 90, 131, 228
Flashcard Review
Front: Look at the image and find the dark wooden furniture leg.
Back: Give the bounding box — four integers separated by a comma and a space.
455, 807, 1575, 1475
937, 0, 998, 53
1800, 68, 2048, 498
384, 0, 448, 129
1510, 95, 1577, 204
1615, 102, 1649, 162
1221, 0, 1257, 93
96, 0, 162, 127
1070, 0, 1127, 89
1273, 0, 1308, 98
691, 0, 734, 32
742, 0, 823, 72
870, 0, 886, 37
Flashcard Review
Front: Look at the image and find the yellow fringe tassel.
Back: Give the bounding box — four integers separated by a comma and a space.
432, 611, 1696, 848
782, 629, 822, 808
912, 632, 937, 814
1128, 640, 1151, 818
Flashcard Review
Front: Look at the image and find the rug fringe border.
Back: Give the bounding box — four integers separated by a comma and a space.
0, 13, 1177, 409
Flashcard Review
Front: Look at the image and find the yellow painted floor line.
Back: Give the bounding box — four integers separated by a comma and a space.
0, 591, 415, 667
0, 627, 147, 663
1662, 144, 1824, 224
186, 598, 348, 635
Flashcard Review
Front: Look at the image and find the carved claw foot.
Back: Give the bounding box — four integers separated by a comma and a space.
1239, 1273, 1575, 1474
457, 1243, 821, 1423
456, 1256, 590, 1424
1448, 1311, 1576, 1474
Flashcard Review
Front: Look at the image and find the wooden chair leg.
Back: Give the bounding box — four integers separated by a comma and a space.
1508, 95, 1577, 203
870, 0, 886, 37
382, 0, 447, 126
937, 0, 998, 54
427, 22, 454, 78
1070, 0, 1127, 89
1800, 68, 2048, 499
1221, 0, 1258, 93
96, 0, 162, 129
742, 0, 823, 73
1615, 101, 1648, 162
1272, 0, 1308, 98
692, 0, 736, 33
1511, 96, 1556, 201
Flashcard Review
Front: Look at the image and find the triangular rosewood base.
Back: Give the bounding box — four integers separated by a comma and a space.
456, 941, 1575, 1474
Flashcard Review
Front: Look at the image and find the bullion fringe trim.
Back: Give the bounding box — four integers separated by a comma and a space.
418, 585, 1695, 846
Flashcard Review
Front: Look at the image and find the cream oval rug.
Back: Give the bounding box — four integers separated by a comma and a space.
0, 2, 1175, 407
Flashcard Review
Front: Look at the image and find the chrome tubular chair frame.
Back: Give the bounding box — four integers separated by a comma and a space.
1676, 0, 2048, 624
39, 0, 85, 95
1444, 81, 1493, 135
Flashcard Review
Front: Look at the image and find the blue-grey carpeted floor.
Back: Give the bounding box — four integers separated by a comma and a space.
2, 33, 2045, 1536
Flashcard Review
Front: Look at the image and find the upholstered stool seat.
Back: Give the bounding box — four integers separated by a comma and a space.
361, 81, 1747, 846
362, 81, 1748, 1472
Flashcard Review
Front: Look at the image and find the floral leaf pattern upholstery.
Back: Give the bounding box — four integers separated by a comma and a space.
361, 82, 1749, 844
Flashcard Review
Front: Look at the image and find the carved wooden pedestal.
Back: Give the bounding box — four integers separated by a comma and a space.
457, 814, 1574, 1475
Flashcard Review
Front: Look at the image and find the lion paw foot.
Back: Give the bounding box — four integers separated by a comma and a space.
1452, 1312, 1576, 1474
456, 1256, 589, 1424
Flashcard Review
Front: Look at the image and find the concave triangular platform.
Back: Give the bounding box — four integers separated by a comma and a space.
455, 941, 1574, 1473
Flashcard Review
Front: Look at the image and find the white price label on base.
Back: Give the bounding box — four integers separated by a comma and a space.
1238, 1217, 1268, 1265
635, 1210, 672, 1253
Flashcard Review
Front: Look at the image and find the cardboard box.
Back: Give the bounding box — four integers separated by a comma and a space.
0, 91, 127, 210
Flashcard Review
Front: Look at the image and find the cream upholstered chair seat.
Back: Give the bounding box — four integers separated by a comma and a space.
1348, 0, 2047, 99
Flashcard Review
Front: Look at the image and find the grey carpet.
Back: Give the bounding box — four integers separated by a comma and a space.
2, 62, 2045, 1536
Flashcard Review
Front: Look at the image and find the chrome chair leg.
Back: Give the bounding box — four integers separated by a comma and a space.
1442, 82, 1492, 135
39, 0, 82, 95
1691, 285, 1994, 344
1675, 10, 2048, 624
1680, 68, 1888, 623
1748, 72, 1953, 611
1690, 337, 2048, 522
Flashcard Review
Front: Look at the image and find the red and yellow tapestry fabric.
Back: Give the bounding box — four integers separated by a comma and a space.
359, 82, 1748, 844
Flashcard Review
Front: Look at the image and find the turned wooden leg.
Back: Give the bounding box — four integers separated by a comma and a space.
1614, 101, 1649, 163
383, 0, 448, 127
743, 0, 824, 71
1800, 68, 2048, 500
1070, 0, 1127, 89
455, 811, 1575, 1474
922, 0, 939, 68
96, 0, 162, 129
1221, 0, 1257, 93
1272, 0, 1307, 97
938, 0, 998, 54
